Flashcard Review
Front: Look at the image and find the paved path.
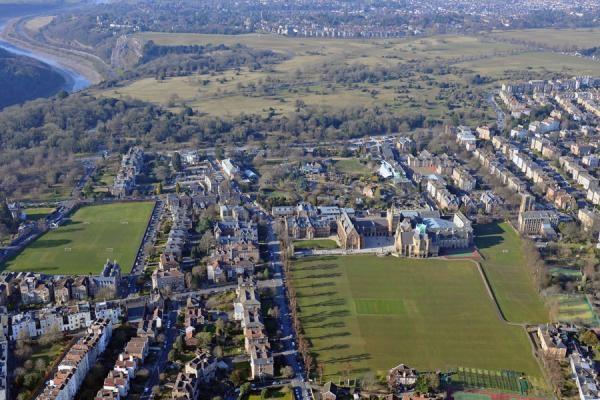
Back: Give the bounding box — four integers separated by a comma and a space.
297, 246, 394, 256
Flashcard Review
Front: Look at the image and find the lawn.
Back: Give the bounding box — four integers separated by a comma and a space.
31, 340, 69, 368
332, 158, 371, 176
3, 202, 154, 275
474, 223, 549, 324
249, 389, 293, 400
24, 207, 55, 221
293, 239, 338, 250
290, 255, 542, 380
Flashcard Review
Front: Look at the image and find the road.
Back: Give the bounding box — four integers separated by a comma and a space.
487, 91, 506, 128
266, 221, 312, 400
140, 308, 179, 400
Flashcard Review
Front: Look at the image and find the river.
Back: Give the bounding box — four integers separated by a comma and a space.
0, 4, 91, 93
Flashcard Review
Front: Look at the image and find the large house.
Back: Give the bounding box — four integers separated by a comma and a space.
393, 210, 473, 258
337, 211, 363, 250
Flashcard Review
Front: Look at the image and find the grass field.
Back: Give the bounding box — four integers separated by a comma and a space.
490, 28, 600, 50
290, 255, 541, 379
24, 207, 55, 221
456, 51, 600, 78
555, 295, 599, 326
3, 202, 154, 275
475, 223, 549, 324
333, 158, 372, 176
293, 239, 338, 250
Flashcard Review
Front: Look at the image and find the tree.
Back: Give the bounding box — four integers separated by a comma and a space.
213, 345, 223, 358
282, 365, 294, 379
230, 369, 246, 386
261, 388, 269, 400
173, 335, 184, 353
580, 330, 600, 347
23, 372, 41, 390
196, 331, 213, 348
239, 382, 252, 400
38, 323, 62, 346
199, 230, 216, 254
168, 349, 176, 362
34, 358, 47, 373
415, 373, 440, 394
215, 318, 226, 337
82, 181, 94, 198
317, 362, 325, 383
172, 152, 183, 172
215, 146, 224, 160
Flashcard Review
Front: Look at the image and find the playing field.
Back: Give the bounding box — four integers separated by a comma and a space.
290, 255, 542, 379
555, 295, 599, 326
3, 202, 154, 275
475, 223, 549, 324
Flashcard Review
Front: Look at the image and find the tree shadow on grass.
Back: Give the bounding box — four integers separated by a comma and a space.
303, 298, 347, 308
298, 291, 338, 299
294, 281, 336, 289
313, 321, 346, 329
474, 235, 504, 249
54, 226, 85, 234
317, 344, 350, 351
29, 239, 72, 249
474, 223, 504, 236
295, 263, 339, 272
302, 309, 350, 324
312, 331, 351, 340
327, 353, 371, 364
298, 272, 342, 280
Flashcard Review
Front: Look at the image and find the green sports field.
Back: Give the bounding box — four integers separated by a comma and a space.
290, 255, 542, 379
3, 202, 154, 275
475, 223, 549, 324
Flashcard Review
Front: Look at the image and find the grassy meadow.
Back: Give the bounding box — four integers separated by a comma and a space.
97, 34, 521, 122
3, 202, 154, 275
490, 28, 600, 49
474, 223, 549, 324
290, 255, 542, 379
96, 31, 600, 123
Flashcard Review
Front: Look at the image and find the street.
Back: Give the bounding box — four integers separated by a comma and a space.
140, 308, 179, 400
266, 221, 312, 400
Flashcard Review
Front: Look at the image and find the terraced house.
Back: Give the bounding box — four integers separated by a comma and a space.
233, 279, 274, 380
